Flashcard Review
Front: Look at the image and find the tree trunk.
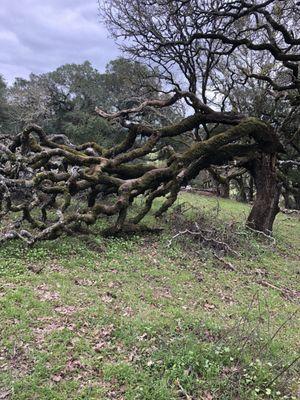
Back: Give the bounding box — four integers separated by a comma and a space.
209, 169, 230, 198
283, 190, 292, 209
248, 176, 254, 202
246, 153, 280, 234
218, 181, 230, 198
235, 178, 247, 203
294, 192, 300, 210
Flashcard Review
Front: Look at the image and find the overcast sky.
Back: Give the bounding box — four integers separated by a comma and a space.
0, 0, 120, 84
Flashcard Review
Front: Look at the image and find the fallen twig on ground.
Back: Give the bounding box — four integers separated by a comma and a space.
246, 226, 276, 245
212, 252, 237, 271
257, 279, 300, 301
167, 222, 239, 258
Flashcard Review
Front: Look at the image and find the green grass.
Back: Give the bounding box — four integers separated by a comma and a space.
0, 193, 299, 399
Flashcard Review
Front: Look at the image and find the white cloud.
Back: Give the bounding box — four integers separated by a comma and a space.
0, 0, 120, 84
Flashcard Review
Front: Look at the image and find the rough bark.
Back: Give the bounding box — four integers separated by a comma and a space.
283, 190, 292, 209
235, 177, 247, 203
294, 193, 300, 210
208, 168, 230, 199
248, 176, 254, 203
218, 182, 230, 198
246, 153, 281, 234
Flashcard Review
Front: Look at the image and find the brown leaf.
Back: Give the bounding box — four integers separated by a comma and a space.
51, 374, 63, 382
0, 390, 11, 399
202, 391, 214, 400
54, 305, 78, 315
94, 341, 107, 353
101, 292, 117, 303
204, 303, 216, 310
122, 306, 134, 317
93, 324, 114, 351
74, 278, 95, 286
108, 281, 121, 288
36, 285, 60, 301
65, 358, 84, 372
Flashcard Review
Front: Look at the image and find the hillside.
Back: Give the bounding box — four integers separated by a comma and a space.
0, 194, 299, 400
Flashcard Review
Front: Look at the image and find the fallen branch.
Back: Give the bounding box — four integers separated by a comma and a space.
257, 279, 300, 301
246, 226, 276, 245
212, 252, 237, 271
167, 223, 239, 257
280, 208, 300, 215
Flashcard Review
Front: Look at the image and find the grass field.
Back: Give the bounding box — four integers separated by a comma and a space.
0, 193, 299, 399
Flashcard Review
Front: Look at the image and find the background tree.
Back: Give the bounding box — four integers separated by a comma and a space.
6, 58, 181, 146
0, 75, 10, 133
102, 0, 299, 210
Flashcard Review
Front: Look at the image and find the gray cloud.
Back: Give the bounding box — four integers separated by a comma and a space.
0, 0, 120, 84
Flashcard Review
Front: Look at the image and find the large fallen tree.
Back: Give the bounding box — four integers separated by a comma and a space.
3, 0, 297, 244
0, 90, 283, 244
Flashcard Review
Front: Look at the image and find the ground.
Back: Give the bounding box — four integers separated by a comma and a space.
0, 193, 299, 400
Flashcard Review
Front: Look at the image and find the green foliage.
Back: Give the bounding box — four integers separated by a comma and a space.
0, 75, 10, 132
102, 57, 161, 111
5, 58, 179, 144
63, 111, 121, 146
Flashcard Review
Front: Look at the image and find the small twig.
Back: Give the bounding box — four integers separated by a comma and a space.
28, 264, 46, 274
214, 291, 260, 347
167, 228, 189, 247
266, 354, 300, 388
175, 379, 192, 400
246, 226, 276, 244
257, 280, 300, 300
260, 310, 298, 357
167, 224, 239, 257
212, 252, 237, 271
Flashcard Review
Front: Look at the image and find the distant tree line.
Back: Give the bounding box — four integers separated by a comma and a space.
0, 58, 180, 146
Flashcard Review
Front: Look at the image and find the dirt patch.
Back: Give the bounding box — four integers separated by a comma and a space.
36, 284, 60, 302
0, 343, 33, 379
33, 317, 76, 344
54, 305, 79, 315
